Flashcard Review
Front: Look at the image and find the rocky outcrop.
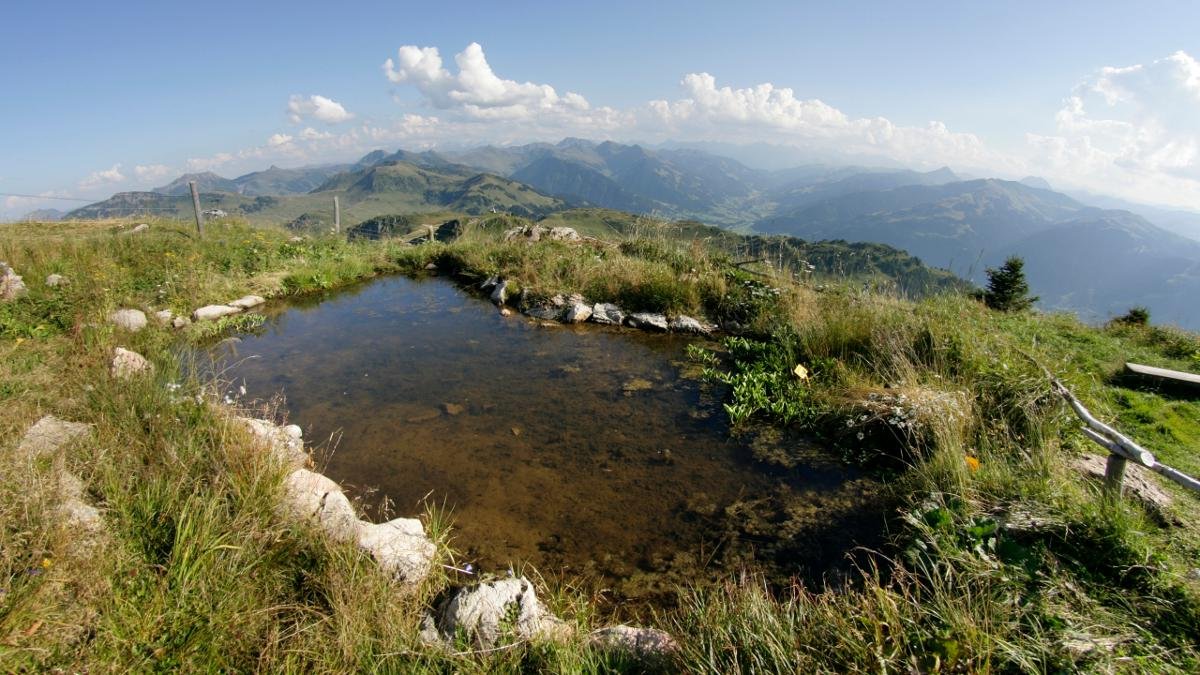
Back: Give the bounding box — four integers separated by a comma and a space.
1, 262, 28, 301
502, 225, 580, 243
421, 577, 571, 648
110, 347, 153, 379
193, 304, 242, 322
118, 223, 149, 235
108, 309, 147, 332
153, 309, 174, 325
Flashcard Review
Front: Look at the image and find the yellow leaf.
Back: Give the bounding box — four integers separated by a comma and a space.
793, 364, 809, 381
965, 455, 981, 472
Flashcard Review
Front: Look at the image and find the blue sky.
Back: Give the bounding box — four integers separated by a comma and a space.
3, 0, 1199, 217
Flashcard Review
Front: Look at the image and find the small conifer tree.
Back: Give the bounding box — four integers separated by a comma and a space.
983, 256, 1038, 311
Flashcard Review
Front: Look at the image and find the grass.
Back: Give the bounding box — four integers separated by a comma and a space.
2, 215, 1200, 672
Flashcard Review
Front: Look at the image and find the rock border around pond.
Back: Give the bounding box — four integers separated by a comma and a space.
477, 278, 716, 336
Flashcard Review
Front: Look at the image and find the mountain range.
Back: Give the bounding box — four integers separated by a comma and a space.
64, 138, 1200, 328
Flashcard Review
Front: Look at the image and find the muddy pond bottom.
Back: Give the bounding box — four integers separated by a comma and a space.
213, 276, 876, 593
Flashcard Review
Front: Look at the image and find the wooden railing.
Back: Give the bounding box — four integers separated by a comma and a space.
1049, 376, 1200, 496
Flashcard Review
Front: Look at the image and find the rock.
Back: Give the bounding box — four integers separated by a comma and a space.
1071, 453, 1175, 518
118, 223, 149, 235
490, 280, 509, 306
423, 577, 567, 648
549, 294, 567, 307
16, 415, 92, 460
588, 625, 679, 657
627, 313, 669, 331
289, 236, 306, 243
442, 402, 465, 416
108, 309, 147, 332
499, 307, 513, 317
110, 347, 153, 379
547, 227, 581, 242
590, 303, 626, 326
0, 262, 27, 301
356, 517, 435, 584
424, 262, 438, 271
669, 315, 712, 335
237, 417, 309, 470
193, 304, 242, 322
480, 275, 499, 292
565, 302, 593, 323
172, 316, 192, 329
281, 469, 359, 540
45, 273, 67, 287
525, 305, 562, 321
153, 309, 174, 325
503, 225, 545, 242
228, 295, 265, 309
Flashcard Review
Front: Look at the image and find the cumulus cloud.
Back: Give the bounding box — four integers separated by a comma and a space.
133, 164, 172, 181
267, 133, 294, 147
78, 164, 126, 190
384, 42, 598, 121
287, 94, 355, 124
1025, 50, 1200, 206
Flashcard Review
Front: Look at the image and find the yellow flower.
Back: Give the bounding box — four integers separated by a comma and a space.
965, 455, 981, 472
793, 364, 809, 381
40, 557, 53, 569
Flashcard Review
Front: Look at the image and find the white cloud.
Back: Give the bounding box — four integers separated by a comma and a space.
133, 164, 172, 182
78, 164, 126, 190
300, 127, 333, 140
1025, 50, 1200, 206
267, 133, 294, 147
185, 153, 234, 172
384, 42, 601, 121
287, 94, 355, 124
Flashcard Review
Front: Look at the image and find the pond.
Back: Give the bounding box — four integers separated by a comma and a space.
211, 276, 885, 601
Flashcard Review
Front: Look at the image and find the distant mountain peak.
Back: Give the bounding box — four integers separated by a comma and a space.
1020, 176, 1054, 190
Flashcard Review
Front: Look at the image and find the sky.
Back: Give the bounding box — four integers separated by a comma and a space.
3, 0, 1200, 218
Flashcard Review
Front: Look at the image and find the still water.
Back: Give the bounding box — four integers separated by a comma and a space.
213, 276, 875, 592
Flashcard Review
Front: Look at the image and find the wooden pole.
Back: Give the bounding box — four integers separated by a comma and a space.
333, 196, 341, 234
189, 181, 204, 236
1104, 454, 1128, 495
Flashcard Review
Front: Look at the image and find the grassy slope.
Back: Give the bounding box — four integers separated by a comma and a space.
1, 217, 1199, 672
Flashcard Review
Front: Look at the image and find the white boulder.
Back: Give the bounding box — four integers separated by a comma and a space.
281, 469, 359, 540
228, 295, 265, 309
356, 517, 436, 584
45, 274, 67, 287
423, 577, 569, 648
565, 302, 593, 323
590, 303, 625, 325
110, 347, 153, 379
627, 312, 669, 331
588, 625, 679, 657
193, 304, 242, 322
108, 309, 148, 332
1, 262, 27, 301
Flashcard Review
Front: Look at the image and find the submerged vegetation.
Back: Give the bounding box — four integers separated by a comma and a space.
2, 214, 1200, 672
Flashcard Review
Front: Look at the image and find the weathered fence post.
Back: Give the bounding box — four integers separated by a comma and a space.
427, 224, 435, 243
1104, 454, 1128, 495
189, 181, 204, 236
333, 196, 340, 234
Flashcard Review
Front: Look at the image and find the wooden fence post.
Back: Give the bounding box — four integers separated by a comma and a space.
333, 196, 341, 234
189, 181, 204, 236
1104, 454, 1128, 495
